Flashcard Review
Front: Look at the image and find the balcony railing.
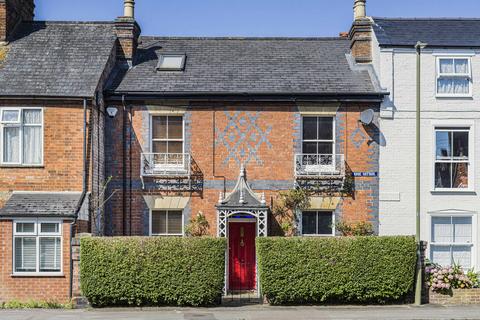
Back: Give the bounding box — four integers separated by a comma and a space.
141, 153, 191, 177
295, 154, 345, 178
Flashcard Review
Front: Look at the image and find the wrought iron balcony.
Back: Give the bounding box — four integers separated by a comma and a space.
295, 154, 345, 178
141, 153, 191, 177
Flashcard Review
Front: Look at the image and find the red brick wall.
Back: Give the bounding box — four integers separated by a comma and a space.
429, 289, 480, 305
0, 220, 71, 303
106, 102, 380, 236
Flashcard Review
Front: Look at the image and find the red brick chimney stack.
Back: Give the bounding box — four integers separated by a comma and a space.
115, 0, 141, 64
349, 0, 373, 63
0, 0, 35, 43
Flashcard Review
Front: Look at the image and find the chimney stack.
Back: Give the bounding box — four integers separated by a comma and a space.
0, 0, 35, 43
349, 0, 373, 63
115, 0, 140, 64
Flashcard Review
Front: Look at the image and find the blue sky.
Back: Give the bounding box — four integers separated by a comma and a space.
36, 0, 480, 37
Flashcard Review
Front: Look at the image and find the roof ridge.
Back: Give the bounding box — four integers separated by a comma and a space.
373, 16, 480, 21
24, 20, 114, 25
139, 36, 346, 41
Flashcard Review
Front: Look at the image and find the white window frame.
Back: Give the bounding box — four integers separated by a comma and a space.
428, 212, 476, 269
149, 209, 184, 236
0, 107, 44, 166
301, 116, 336, 155
432, 124, 474, 192
300, 210, 335, 237
436, 57, 472, 98
12, 219, 63, 276
156, 54, 187, 71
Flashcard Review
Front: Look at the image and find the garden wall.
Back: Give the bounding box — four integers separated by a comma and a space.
429, 289, 480, 305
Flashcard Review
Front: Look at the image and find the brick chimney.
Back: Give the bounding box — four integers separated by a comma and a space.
349, 0, 373, 63
0, 0, 35, 43
115, 0, 141, 64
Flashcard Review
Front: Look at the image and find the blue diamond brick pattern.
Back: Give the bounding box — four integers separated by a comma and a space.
216, 111, 272, 166
350, 127, 367, 149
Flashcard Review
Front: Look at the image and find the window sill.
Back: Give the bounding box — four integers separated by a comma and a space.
436, 95, 473, 99
431, 189, 476, 195
11, 273, 64, 278
0, 164, 44, 169
301, 234, 335, 237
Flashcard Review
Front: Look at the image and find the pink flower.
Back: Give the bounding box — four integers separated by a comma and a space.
448, 275, 454, 280
445, 283, 451, 289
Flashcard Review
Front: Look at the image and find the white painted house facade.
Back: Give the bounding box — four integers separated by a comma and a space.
368, 17, 480, 270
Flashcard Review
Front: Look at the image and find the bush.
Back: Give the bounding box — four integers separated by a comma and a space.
80, 237, 226, 307
257, 236, 417, 305
425, 263, 476, 292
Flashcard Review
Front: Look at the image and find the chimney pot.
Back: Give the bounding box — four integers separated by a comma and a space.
124, 0, 135, 18
354, 0, 366, 21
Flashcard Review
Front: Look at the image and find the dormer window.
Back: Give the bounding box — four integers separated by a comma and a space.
156, 54, 186, 71
436, 57, 472, 97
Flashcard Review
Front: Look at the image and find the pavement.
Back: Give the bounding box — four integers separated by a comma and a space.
1, 305, 480, 320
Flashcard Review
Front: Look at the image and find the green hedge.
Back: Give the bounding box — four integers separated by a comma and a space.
257, 236, 417, 305
80, 237, 226, 307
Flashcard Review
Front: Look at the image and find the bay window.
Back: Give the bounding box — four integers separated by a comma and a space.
13, 220, 62, 274
434, 127, 470, 190
1, 108, 43, 165
436, 57, 472, 97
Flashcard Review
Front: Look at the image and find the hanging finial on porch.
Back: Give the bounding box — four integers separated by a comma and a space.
240, 163, 245, 177
261, 192, 266, 205
218, 192, 224, 205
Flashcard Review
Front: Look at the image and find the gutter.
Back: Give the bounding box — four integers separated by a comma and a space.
69, 97, 89, 300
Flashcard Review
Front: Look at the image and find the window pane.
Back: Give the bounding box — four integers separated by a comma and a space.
438, 78, 454, 94
317, 142, 333, 155
454, 59, 469, 74
40, 237, 61, 272
435, 163, 452, 188
317, 212, 333, 235
167, 116, 183, 139
430, 245, 451, 267
152, 211, 167, 234
153, 141, 167, 154
40, 223, 59, 234
167, 141, 183, 154
167, 211, 183, 234
432, 217, 452, 243
1, 110, 20, 122
15, 237, 36, 272
302, 212, 317, 235
302, 117, 317, 140
453, 78, 470, 94
452, 246, 471, 268
159, 55, 184, 69
439, 59, 454, 73
436, 131, 452, 159
453, 217, 472, 243
152, 116, 167, 139
453, 131, 469, 158
23, 110, 42, 125
317, 118, 333, 140
302, 142, 317, 154
23, 126, 42, 165
3, 127, 20, 163
452, 163, 468, 189
16, 222, 35, 233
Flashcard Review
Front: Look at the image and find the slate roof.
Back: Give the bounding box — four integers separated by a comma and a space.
373, 18, 480, 47
0, 21, 116, 97
110, 37, 380, 96
0, 193, 81, 218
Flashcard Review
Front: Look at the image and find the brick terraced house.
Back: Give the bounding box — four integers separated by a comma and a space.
0, 0, 387, 301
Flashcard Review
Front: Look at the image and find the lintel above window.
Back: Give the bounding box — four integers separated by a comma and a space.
156, 54, 186, 71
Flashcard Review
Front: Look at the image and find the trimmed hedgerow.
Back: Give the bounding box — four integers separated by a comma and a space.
80, 237, 226, 307
257, 236, 417, 305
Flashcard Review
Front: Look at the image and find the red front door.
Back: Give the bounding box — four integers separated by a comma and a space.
228, 222, 256, 291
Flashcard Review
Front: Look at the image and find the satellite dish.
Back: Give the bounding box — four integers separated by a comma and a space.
360, 109, 374, 125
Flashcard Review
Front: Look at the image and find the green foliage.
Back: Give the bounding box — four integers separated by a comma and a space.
257, 236, 417, 305
80, 237, 226, 307
273, 189, 311, 236
0, 300, 72, 309
336, 221, 374, 236
185, 212, 210, 237
426, 262, 476, 292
